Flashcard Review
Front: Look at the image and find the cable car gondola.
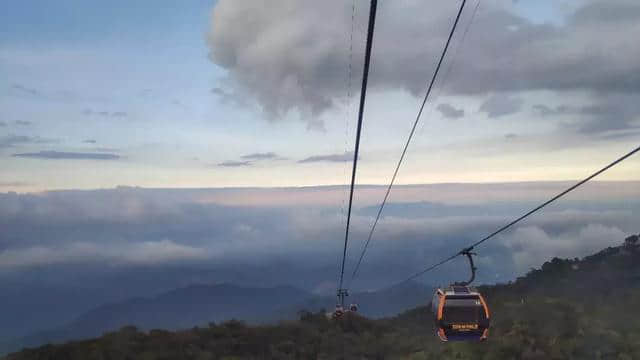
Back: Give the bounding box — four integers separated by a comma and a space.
331, 303, 360, 319
431, 249, 490, 341
332, 288, 360, 319
332, 304, 345, 319
432, 285, 489, 341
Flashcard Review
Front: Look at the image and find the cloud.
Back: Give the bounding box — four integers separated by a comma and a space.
0, 184, 637, 292
0, 181, 31, 187
1, 135, 33, 148
172, 99, 187, 109
533, 94, 640, 135
217, 160, 252, 167
207, 0, 640, 119
82, 109, 128, 118
595, 128, 640, 141
0, 135, 58, 149
298, 151, 354, 163
0, 240, 207, 269
479, 95, 524, 118
83, 139, 97, 144
217, 152, 286, 168
11, 84, 40, 96
502, 224, 626, 272
211, 87, 248, 107
12, 151, 121, 160
0, 120, 33, 127
532, 104, 572, 117
504, 133, 517, 140
436, 103, 464, 119
240, 152, 283, 161
88, 147, 120, 152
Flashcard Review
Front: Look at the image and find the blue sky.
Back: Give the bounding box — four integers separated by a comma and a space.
1, 0, 639, 192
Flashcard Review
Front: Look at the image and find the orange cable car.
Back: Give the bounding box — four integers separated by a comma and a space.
430, 249, 490, 341
432, 285, 490, 341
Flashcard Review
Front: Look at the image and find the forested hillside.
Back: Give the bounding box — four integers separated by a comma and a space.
5, 235, 639, 360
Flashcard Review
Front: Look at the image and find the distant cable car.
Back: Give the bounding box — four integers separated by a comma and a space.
332, 303, 360, 319
432, 285, 490, 341
430, 248, 490, 341
332, 304, 345, 319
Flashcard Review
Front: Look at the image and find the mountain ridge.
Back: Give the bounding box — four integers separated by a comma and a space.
2, 281, 432, 355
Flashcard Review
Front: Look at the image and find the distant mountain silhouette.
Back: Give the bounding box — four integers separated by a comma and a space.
289, 281, 433, 318
3, 281, 433, 354
4, 284, 310, 354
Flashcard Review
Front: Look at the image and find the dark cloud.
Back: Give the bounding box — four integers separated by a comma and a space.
574, 97, 640, 135
171, 99, 188, 109
89, 147, 120, 152
82, 109, 128, 118
0, 121, 6, 127
11, 84, 40, 96
83, 139, 97, 144
207, 0, 640, 121
298, 151, 354, 163
217, 160, 252, 167
216, 152, 284, 167
0, 135, 57, 149
433, 0, 640, 96
14, 120, 32, 126
533, 94, 640, 135
479, 95, 524, 118
1, 135, 34, 148
211, 87, 226, 97
211, 87, 248, 107
505, 133, 517, 140
240, 152, 283, 161
12, 151, 121, 160
595, 128, 640, 141
571, 1, 640, 26
306, 119, 326, 132
532, 104, 572, 117
436, 103, 464, 119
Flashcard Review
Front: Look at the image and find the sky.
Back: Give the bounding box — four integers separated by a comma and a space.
0, 0, 638, 192
0, 0, 640, 341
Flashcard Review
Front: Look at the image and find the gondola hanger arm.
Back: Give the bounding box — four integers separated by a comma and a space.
453, 248, 477, 286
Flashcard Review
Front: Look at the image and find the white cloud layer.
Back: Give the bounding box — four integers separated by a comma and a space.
502, 224, 626, 272
208, 0, 640, 125
0, 184, 637, 290
0, 240, 207, 269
